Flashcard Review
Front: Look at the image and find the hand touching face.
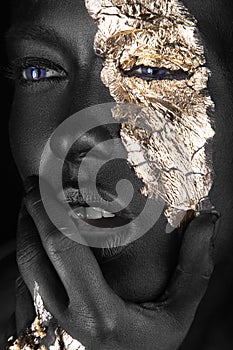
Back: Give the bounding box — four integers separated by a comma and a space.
13, 176, 218, 349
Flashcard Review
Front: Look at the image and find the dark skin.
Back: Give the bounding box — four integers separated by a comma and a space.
17, 179, 218, 350
8, 0, 182, 303
1, 0, 233, 348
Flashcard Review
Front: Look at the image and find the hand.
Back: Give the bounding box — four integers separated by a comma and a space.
16, 177, 219, 350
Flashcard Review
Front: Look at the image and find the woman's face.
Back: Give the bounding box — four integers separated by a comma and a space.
7, 0, 233, 301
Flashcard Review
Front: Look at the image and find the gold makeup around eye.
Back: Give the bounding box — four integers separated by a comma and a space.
85, 0, 215, 228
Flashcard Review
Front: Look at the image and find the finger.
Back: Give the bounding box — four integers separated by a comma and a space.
163, 212, 219, 332
17, 203, 68, 317
24, 177, 114, 298
119, 212, 220, 350
15, 276, 35, 335
23, 176, 122, 339
24, 176, 220, 349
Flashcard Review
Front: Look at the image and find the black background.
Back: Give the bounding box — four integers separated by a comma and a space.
1, 3, 22, 246
0, 1, 21, 332
0, 1, 232, 348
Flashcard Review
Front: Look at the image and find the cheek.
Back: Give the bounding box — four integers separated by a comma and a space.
9, 83, 71, 179
99, 226, 181, 302
8, 76, 113, 180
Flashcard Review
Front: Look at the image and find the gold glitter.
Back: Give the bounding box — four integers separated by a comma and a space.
85, 0, 215, 227
6, 283, 85, 350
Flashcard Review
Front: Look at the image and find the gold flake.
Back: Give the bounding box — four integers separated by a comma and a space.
85, 0, 215, 227
6, 283, 85, 350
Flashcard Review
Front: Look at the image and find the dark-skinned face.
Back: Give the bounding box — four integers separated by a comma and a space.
7, 0, 233, 302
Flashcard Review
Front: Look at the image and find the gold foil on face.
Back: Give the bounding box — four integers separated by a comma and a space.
85, 0, 215, 227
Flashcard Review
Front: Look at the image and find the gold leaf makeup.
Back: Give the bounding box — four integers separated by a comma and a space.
85, 0, 215, 227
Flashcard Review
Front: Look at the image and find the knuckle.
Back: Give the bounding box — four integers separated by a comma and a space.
15, 276, 25, 292
42, 227, 57, 248
17, 244, 41, 270
41, 222, 63, 247
91, 309, 117, 343
26, 196, 43, 216
46, 230, 76, 255
69, 306, 117, 344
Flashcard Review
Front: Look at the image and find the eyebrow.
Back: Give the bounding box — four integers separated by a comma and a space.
5, 24, 61, 46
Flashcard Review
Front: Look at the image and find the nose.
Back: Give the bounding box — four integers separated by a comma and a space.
50, 123, 120, 163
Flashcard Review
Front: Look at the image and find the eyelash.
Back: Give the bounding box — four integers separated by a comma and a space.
5, 57, 67, 85
124, 65, 189, 81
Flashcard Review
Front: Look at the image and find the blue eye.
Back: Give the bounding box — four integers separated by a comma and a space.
23, 67, 46, 81
125, 65, 189, 81
22, 66, 64, 81
139, 67, 168, 77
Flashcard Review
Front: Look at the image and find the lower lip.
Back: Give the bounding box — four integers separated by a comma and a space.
68, 211, 135, 251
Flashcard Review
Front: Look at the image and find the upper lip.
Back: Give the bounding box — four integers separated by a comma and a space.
59, 183, 136, 221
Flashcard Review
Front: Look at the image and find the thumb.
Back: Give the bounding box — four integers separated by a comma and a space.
163, 212, 220, 332
178, 212, 219, 277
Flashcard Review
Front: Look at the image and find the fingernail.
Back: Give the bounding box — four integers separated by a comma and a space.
197, 211, 220, 248
23, 175, 39, 194
211, 212, 221, 243
196, 209, 221, 223
194, 211, 220, 245
211, 211, 221, 224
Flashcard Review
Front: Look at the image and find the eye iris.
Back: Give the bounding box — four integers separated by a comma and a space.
130, 66, 172, 79
143, 67, 154, 75
143, 67, 170, 77
125, 65, 189, 81
25, 67, 46, 80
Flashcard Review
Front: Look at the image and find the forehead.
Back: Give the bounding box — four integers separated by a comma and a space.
11, 0, 87, 18
9, 0, 232, 47
7, 0, 98, 66
9, 0, 95, 40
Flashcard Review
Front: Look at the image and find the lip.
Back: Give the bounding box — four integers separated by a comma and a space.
57, 184, 137, 259
58, 185, 136, 221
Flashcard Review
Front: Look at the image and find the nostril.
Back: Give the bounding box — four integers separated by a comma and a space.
78, 151, 87, 159
66, 139, 114, 162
